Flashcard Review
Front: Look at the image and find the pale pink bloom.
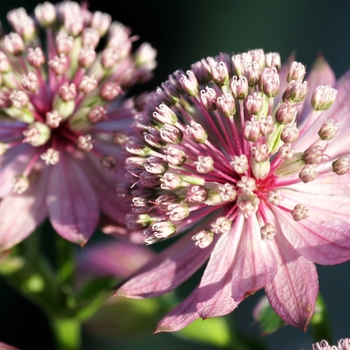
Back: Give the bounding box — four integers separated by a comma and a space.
0, 2, 156, 250
116, 50, 350, 332
312, 338, 350, 350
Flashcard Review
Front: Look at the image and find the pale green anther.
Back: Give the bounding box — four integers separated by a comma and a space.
205, 192, 224, 206
2, 72, 16, 89
0, 142, 7, 155
5, 107, 35, 123
274, 152, 304, 177
255, 94, 269, 121
53, 95, 75, 119
67, 36, 81, 80
69, 107, 92, 131
267, 123, 283, 154
251, 159, 271, 180
88, 59, 106, 81
181, 175, 205, 186
204, 182, 232, 205
31, 121, 51, 146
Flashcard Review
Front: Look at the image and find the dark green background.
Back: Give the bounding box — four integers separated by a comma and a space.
0, 1, 350, 349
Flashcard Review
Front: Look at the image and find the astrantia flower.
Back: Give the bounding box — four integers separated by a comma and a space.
312, 338, 350, 350
116, 49, 350, 332
0, 2, 156, 249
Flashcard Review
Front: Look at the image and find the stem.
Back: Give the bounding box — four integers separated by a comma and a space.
50, 316, 82, 350
55, 234, 75, 286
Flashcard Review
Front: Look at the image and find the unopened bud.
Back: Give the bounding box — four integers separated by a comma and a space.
312, 85, 337, 111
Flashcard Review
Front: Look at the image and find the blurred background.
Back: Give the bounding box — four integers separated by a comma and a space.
0, 0, 350, 349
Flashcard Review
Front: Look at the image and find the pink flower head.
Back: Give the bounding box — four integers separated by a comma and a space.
312, 339, 350, 350
116, 50, 350, 332
0, 2, 156, 250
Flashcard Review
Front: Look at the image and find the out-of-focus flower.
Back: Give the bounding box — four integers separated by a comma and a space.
0, 2, 156, 249
116, 49, 350, 332
0, 341, 19, 350
312, 338, 350, 350
77, 239, 154, 278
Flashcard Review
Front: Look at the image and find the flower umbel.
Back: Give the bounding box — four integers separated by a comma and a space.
117, 49, 350, 332
312, 339, 350, 350
0, 2, 156, 249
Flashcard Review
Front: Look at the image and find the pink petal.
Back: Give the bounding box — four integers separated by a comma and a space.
265, 232, 318, 330
272, 193, 350, 264
0, 172, 47, 251
155, 288, 200, 333
196, 216, 244, 318
0, 144, 35, 197
83, 155, 128, 224
47, 152, 99, 245
231, 215, 278, 302
116, 232, 214, 298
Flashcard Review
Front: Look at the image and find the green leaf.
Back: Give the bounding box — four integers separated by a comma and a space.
85, 297, 164, 338
175, 317, 231, 347
253, 296, 286, 335
310, 294, 333, 344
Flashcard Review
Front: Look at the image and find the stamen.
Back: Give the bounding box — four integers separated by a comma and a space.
260, 223, 276, 240
332, 156, 350, 175
311, 85, 337, 111
194, 155, 214, 173
46, 110, 62, 128
167, 203, 189, 221
267, 190, 283, 206
230, 155, 249, 174
41, 148, 60, 165
291, 204, 309, 221
318, 119, 339, 140
100, 155, 116, 171
211, 217, 232, 234
12, 174, 29, 194
192, 230, 214, 248
299, 164, 318, 183
186, 121, 208, 143
77, 134, 93, 151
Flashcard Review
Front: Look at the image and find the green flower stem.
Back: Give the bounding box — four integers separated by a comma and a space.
55, 233, 75, 287
50, 316, 81, 350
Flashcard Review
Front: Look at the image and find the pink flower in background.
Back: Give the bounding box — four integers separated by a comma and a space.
77, 239, 154, 279
0, 1, 156, 249
116, 49, 350, 332
0, 342, 19, 350
312, 338, 350, 350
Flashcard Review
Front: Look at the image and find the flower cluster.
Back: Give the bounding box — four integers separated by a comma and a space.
0, 1, 156, 249
117, 49, 350, 331
312, 338, 350, 350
